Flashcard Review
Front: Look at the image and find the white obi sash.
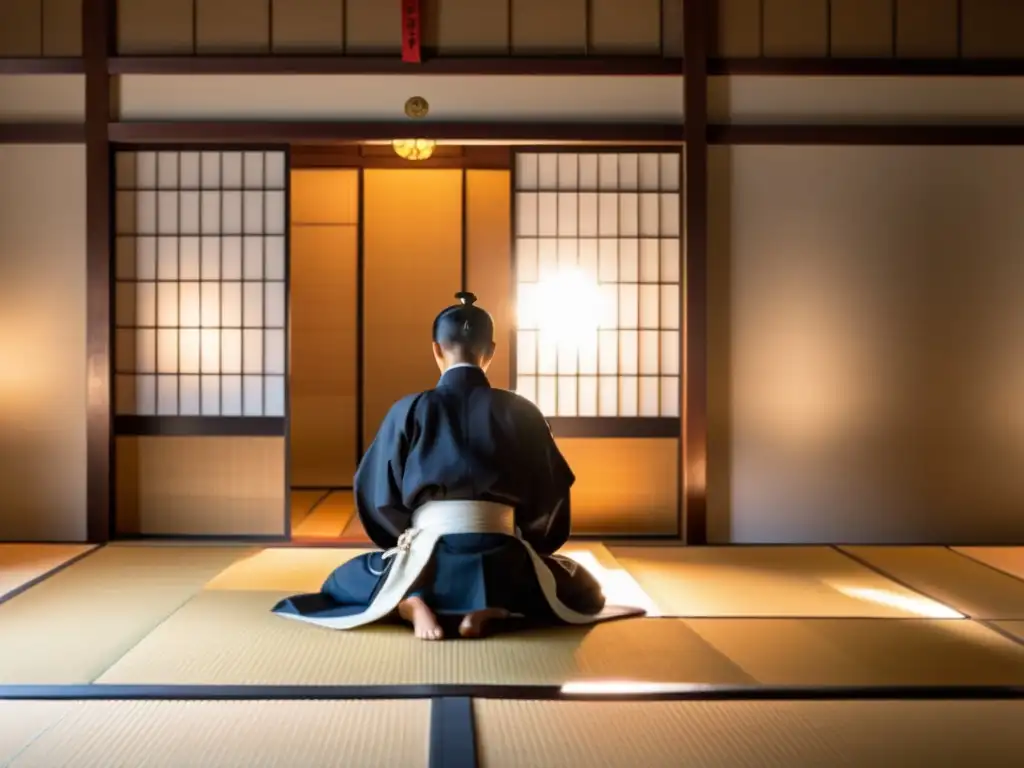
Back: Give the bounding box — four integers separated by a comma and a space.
276, 500, 644, 630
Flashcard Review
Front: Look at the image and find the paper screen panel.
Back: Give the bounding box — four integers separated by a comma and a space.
514, 151, 681, 419
114, 150, 288, 419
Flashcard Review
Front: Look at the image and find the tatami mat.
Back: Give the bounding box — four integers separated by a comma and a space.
340, 511, 370, 542
0, 544, 94, 598
289, 490, 326, 529
12, 542, 1024, 690
684, 618, 1024, 685
0, 545, 255, 684
203, 543, 626, 595
842, 546, 1024, 620
204, 547, 371, 592
475, 699, 1024, 768
0, 700, 428, 768
0, 701, 77, 764
993, 621, 1024, 644
95, 592, 751, 685
608, 546, 958, 618
293, 492, 357, 538
564, 542, 626, 569
955, 547, 1024, 582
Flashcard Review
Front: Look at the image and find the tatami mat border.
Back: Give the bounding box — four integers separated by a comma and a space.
431, 698, 478, 768
949, 547, 1024, 585
2, 683, 1023, 702
835, 546, 954, 606
838, 545, 1024, 621
0, 545, 102, 607
979, 620, 1024, 649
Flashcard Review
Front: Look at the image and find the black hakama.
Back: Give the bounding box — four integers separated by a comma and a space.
272, 366, 641, 629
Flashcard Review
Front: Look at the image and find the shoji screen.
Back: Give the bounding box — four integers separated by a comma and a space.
112, 149, 288, 537
513, 149, 682, 536
114, 150, 287, 419
513, 151, 681, 424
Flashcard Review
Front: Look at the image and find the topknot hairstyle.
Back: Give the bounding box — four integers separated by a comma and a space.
432, 291, 494, 355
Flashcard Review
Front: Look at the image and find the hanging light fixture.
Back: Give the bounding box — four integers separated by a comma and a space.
393, 97, 434, 160
392, 139, 436, 161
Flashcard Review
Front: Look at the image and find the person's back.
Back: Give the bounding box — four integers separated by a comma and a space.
405, 383, 545, 507
356, 367, 572, 559
272, 292, 643, 638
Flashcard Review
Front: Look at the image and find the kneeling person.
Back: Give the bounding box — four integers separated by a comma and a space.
273, 292, 642, 639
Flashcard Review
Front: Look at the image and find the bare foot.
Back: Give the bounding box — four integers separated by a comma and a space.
398, 596, 444, 640
458, 607, 510, 638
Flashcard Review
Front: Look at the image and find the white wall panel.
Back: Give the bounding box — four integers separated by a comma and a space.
0, 145, 87, 541
709, 145, 1024, 544
710, 76, 1024, 125
118, 75, 684, 122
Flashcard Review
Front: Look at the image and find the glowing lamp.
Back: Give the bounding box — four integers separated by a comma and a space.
392, 139, 436, 161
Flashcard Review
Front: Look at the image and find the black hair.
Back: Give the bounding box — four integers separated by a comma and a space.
432, 291, 495, 358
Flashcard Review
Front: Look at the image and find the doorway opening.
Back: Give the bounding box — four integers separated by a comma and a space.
287, 142, 684, 544
289, 144, 508, 543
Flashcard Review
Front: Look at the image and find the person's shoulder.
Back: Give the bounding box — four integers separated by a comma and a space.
490, 388, 549, 423
384, 391, 429, 424
397, 391, 428, 408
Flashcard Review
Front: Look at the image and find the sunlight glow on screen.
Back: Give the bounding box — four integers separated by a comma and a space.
517, 268, 608, 347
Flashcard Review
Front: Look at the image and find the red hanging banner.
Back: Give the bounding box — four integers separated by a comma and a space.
401, 0, 421, 63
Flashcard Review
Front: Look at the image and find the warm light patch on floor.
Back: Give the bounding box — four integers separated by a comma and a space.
202, 545, 661, 614
610, 547, 966, 618
292, 494, 357, 538
954, 547, 1024, 582
197, 544, 958, 619
204, 548, 369, 592
560, 681, 712, 696
832, 586, 963, 619
0, 544, 94, 598
562, 549, 661, 617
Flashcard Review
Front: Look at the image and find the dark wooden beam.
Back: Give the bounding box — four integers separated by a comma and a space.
709, 124, 1024, 146
0, 123, 86, 143
546, 418, 681, 439
291, 144, 513, 170
98, 54, 1024, 78
13, 122, 1024, 149
108, 122, 685, 144
83, 0, 114, 544
114, 417, 287, 437
683, 0, 710, 545
0, 58, 85, 74
709, 57, 1024, 77
108, 56, 683, 76
11, 53, 1024, 78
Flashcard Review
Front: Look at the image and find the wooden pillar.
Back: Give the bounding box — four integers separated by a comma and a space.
84, 0, 115, 542
683, 0, 709, 544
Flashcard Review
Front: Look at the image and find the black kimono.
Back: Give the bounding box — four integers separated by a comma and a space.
272, 365, 609, 625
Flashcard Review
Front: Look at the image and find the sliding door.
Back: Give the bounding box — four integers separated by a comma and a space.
361, 169, 463, 448
113, 148, 289, 537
